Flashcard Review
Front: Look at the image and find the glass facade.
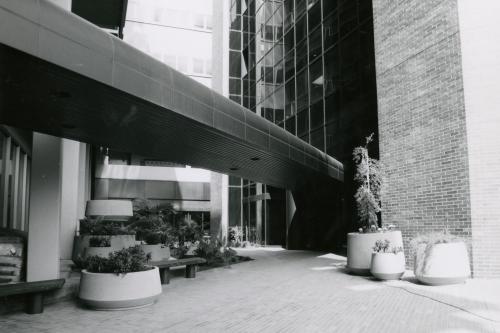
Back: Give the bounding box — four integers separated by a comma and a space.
229, 0, 379, 235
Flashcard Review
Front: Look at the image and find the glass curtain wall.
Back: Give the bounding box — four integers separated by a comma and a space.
229, 0, 378, 235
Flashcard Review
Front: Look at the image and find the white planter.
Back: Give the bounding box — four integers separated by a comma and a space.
84, 247, 112, 258
370, 252, 405, 280
414, 242, 470, 285
347, 231, 403, 275
79, 267, 162, 310
140, 244, 170, 261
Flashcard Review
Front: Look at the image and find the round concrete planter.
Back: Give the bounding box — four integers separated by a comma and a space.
84, 246, 112, 258
370, 252, 405, 280
79, 267, 162, 310
347, 231, 403, 275
140, 244, 170, 261
414, 242, 470, 285
73, 235, 136, 261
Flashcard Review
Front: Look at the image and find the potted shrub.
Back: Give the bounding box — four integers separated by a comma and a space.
140, 232, 170, 261
347, 134, 403, 275
411, 231, 470, 285
370, 240, 405, 280
84, 236, 112, 258
78, 245, 162, 310
72, 218, 136, 262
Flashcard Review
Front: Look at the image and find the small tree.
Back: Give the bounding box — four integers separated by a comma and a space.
353, 133, 382, 232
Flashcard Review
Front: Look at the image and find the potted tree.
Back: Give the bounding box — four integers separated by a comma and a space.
347, 133, 403, 275
370, 240, 405, 280
411, 231, 470, 285
84, 236, 112, 258
78, 245, 162, 310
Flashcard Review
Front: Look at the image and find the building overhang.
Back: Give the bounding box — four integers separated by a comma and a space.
0, 1, 343, 190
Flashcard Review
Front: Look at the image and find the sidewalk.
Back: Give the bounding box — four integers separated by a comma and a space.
1, 248, 499, 332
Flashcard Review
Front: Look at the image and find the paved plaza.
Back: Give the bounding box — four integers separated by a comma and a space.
1, 248, 500, 333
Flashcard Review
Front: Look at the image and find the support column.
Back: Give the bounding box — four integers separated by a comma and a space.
27, 133, 62, 281
210, 172, 228, 242
59, 139, 82, 273
285, 190, 296, 249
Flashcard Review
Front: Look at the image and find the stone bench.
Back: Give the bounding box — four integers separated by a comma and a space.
0, 279, 65, 314
150, 257, 206, 284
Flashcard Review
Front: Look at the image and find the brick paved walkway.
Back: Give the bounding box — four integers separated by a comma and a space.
1, 248, 500, 332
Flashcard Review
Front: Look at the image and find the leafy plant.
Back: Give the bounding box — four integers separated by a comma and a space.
194, 239, 238, 266
88, 236, 111, 247
127, 198, 177, 245
373, 239, 403, 254
80, 218, 134, 236
228, 227, 243, 247
143, 232, 162, 245
409, 231, 463, 256
353, 133, 383, 232
82, 245, 151, 274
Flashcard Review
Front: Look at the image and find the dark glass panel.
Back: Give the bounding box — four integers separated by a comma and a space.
285, 78, 296, 117
295, 13, 307, 42
296, 69, 309, 111
229, 50, 242, 77
323, 12, 338, 49
285, 115, 296, 134
230, 95, 241, 104
308, 27, 322, 63
325, 92, 340, 123
310, 99, 324, 129
284, 27, 295, 54
338, 0, 357, 37
297, 109, 309, 136
322, 0, 337, 18
296, 0, 307, 18
309, 59, 323, 104
324, 46, 339, 96
284, 50, 295, 80
295, 39, 308, 69
310, 126, 325, 151
307, 1, 321, 32
284, 0, 294, 31
230, 31, 241, 51
230, 78, 241, 95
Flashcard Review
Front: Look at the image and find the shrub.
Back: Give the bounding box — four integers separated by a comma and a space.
194, 239, 238, 266
409, 231, 463, 256
80, 218, 134, 236
88, 236, 111, 247
82, 245, 151, 274
143, 232, 162, 245
372, 239, 403, 254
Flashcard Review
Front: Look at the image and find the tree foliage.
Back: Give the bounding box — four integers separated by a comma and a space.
353, 133, 383, 231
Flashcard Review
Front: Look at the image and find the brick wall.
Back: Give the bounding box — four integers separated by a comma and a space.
372, 1, 473, 270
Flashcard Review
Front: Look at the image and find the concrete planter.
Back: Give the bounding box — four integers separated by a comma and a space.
79, 267, 162, 310
414, 242, 470, 285
73, 235, 136, 261
347, 231, 403, 275
370, 252, 405, 280
84, 246, 112, 258
140, 244, 170, 261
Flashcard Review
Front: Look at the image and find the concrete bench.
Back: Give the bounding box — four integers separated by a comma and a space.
150, 257, 206, 284
0, 279, 65, 314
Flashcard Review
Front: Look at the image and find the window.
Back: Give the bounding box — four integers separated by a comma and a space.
193, 58, 204, 75
309, 59, 323, 104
